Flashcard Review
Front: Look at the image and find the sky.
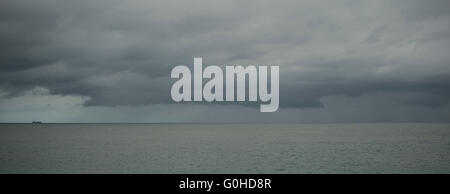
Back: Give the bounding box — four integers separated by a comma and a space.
0, 0, 449, 123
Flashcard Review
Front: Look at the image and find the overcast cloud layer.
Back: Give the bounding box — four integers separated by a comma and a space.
1, 0, 449, 122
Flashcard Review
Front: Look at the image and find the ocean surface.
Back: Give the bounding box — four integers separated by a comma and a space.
0, 123, 449, 173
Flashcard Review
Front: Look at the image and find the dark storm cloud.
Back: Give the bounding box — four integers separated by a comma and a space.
1, 0, 450, 111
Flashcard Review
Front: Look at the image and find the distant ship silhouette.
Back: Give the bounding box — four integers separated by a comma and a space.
32, 121, 42, 124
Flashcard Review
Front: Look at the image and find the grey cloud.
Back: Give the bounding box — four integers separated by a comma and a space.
0, 0, 449, 122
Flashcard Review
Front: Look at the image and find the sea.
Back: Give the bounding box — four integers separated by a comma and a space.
0, 123, 449, 173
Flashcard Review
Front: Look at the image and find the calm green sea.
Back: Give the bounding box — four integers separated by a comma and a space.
1, 123, 449, 173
